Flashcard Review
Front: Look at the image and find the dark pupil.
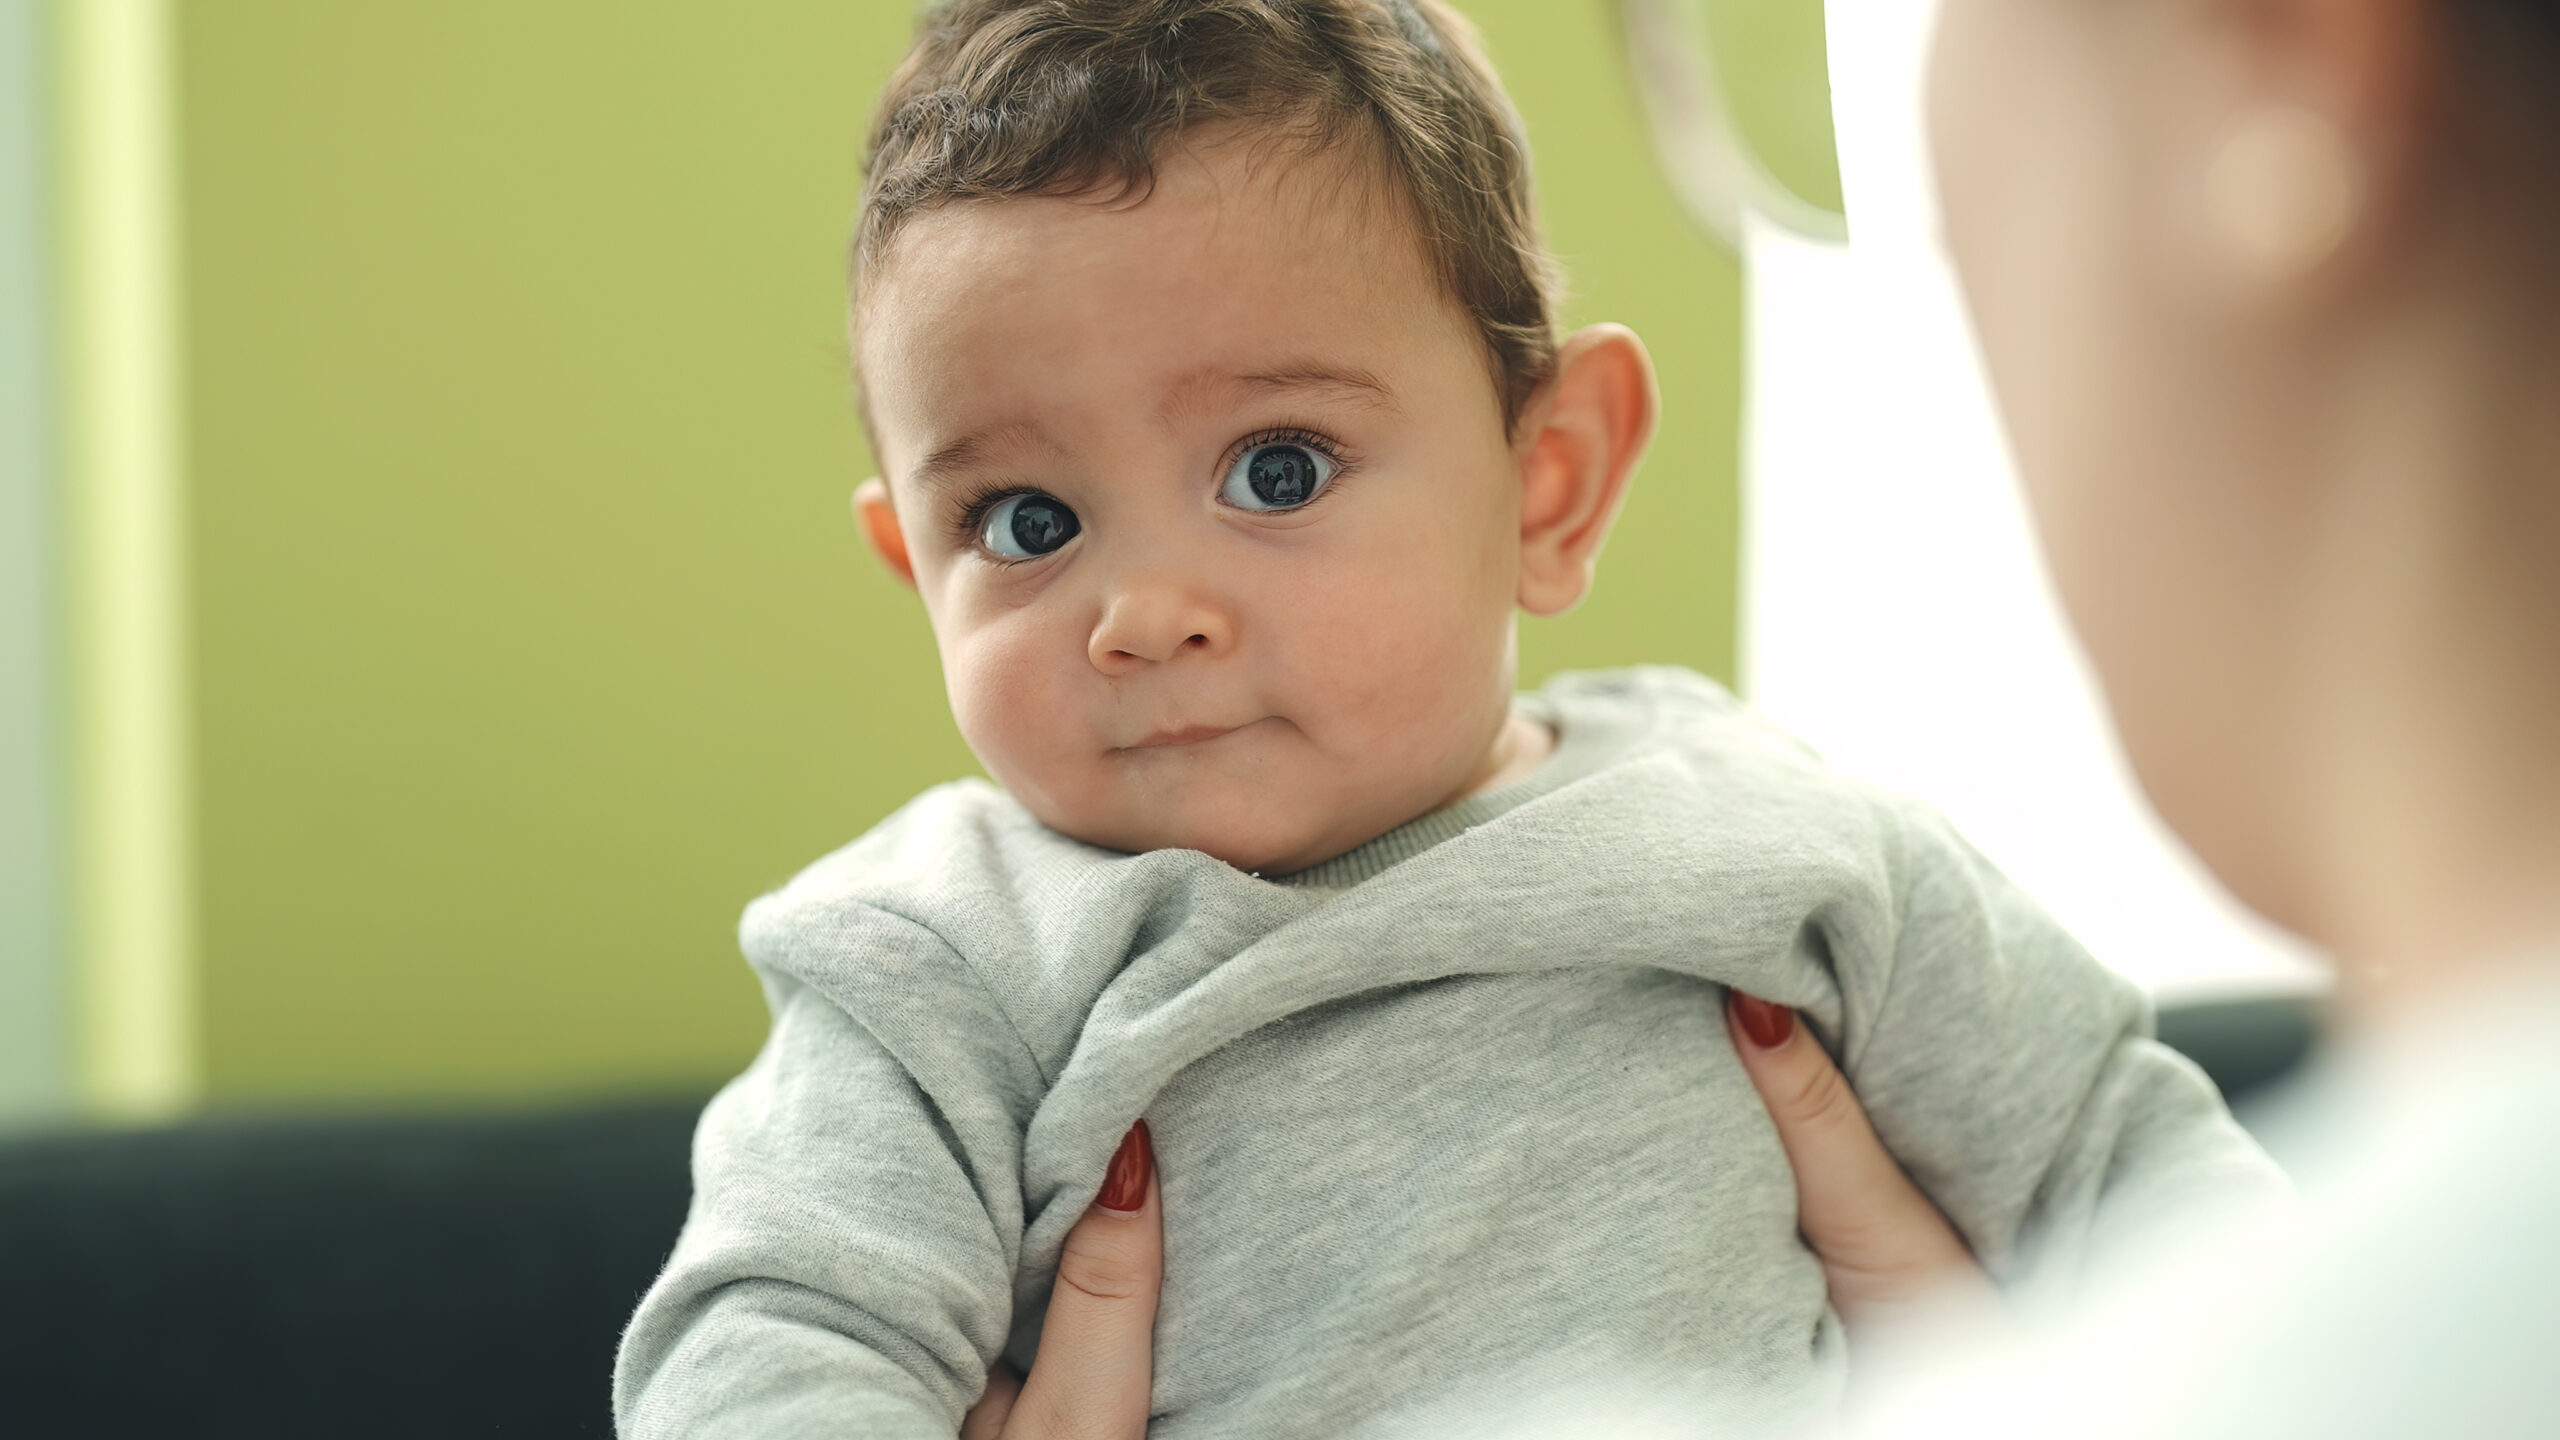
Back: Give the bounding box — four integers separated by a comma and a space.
1009, 496, 1078, 554
1247, 446, 1317, 506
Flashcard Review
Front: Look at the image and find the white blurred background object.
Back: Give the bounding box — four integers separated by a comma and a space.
1740, 0, 2326, 1002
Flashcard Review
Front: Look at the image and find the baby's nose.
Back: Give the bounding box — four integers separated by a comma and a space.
1087, 576, 1235, 673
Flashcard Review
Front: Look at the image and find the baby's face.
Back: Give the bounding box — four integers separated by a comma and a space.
858, 136, 1530, 874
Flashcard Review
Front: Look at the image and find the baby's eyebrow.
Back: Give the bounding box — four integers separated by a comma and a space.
904, 419, 1054, 501
1158, 363, 1401, 425
904, 366, 1397, 499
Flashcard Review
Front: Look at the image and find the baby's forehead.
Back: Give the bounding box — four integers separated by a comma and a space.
855, 135, 1491, 471
861, 129, 1438, 321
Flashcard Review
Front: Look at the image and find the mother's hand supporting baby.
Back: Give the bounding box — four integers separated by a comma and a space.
969, 1004, 1999, 1430
961, 1123, 1162, 1440
1722, 990, 2001, 1334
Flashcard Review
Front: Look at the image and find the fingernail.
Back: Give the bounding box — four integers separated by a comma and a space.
1729, 990, 1797, 1050
1097, 1119, 1153, 1214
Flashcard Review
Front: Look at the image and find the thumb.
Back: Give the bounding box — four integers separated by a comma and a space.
1724, 991, 1992, 1327
1004, 1121, 1162, 1440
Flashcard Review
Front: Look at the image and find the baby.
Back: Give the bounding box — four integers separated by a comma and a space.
615, 2, 2284, 1436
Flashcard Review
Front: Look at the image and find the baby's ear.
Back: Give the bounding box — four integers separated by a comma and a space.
853, 478, 918, 589
1515, 324, 1658, 617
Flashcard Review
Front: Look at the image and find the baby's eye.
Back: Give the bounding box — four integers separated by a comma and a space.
1220, 442, 1336, 512
980, 492, 1080, 559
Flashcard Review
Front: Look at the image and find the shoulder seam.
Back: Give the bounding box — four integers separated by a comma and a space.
850, 897, 1057, 1091
752, 886, 1054, 1086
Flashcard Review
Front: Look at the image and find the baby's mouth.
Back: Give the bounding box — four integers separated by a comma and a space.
1117, 723, 1240, 751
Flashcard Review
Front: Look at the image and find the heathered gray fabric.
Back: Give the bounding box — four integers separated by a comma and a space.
614, 667, 2283, 1439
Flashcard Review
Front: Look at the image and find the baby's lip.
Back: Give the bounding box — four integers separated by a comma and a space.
1119, 722, 1243, 751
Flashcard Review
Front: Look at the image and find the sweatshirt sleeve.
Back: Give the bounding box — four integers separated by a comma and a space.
613, 907, 1044, 1440
1819, 800, 2293, 1310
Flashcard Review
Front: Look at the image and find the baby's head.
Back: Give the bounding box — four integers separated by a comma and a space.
851, 0, 1657, 874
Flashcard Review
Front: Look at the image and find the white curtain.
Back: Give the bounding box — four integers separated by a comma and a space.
1740, 0, 2323, 999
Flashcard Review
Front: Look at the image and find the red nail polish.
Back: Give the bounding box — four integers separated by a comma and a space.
1729, 991, 1797, 1050
1097, 1119, 1153, 1214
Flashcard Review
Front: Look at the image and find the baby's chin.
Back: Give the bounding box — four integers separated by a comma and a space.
1023, 786, 1404, 877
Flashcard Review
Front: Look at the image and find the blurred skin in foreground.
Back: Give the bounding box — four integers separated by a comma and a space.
1933, 0, 2560, 996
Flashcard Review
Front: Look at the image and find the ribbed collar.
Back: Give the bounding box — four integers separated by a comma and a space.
1267, 690, 1610, 889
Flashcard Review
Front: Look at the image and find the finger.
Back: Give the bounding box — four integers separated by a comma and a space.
1006, 1121, 1162, 1440
961, 1362, 1023, 1440
1724, 992, 1984, 1316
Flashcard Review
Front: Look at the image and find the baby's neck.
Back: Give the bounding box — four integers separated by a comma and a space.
1445, 712, 1556, 807
1253, 711, 1557, 880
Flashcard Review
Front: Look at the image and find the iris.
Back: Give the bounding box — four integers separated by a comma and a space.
982, 493, 1080, 558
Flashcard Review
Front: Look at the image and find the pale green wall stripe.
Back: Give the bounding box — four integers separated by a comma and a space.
0, 0, 69, 1126
62, 0, 194, 1119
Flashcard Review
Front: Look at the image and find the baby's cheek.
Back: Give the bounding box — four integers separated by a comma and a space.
942, 611, 1088, 789
1308, 545, 1509, 731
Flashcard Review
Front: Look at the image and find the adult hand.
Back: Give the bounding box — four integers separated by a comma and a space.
961, 1122, 1163, 1440
1723, 991, 2004, 1336
964, 1006, 1993, 1437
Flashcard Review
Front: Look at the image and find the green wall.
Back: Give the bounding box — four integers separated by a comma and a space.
1, 0, 67, 1123
176, 1, 1740, 1107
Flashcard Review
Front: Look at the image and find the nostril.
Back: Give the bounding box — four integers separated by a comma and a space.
1184, 633, 1209, 650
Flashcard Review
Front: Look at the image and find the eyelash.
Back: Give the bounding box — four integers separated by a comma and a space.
947, 424, 1362, 564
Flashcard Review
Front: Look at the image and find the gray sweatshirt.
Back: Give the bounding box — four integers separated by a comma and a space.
615, 667, 2284, 1439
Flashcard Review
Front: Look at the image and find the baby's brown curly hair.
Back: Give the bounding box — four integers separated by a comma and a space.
854, 0, 1563, 430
